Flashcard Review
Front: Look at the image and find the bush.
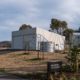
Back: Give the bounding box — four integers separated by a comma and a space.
62, 65, 72, 72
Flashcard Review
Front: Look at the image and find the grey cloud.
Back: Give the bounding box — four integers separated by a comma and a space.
0, 0, 80, 41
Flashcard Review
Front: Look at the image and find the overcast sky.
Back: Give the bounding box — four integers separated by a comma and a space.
0, 0, 80, 41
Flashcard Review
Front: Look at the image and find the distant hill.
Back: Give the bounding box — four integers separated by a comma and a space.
0, 41, 11, 48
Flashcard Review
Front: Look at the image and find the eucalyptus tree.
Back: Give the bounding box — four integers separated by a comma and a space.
50, 18, 60, 34
61, 21, 67, 35
63, 28, 74, 44
19, 24, 32, 31
50, 18, 67, 35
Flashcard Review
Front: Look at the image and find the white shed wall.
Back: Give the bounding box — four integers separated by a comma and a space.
36, 28, 65, 50
12, 28, 37, 50
12, 27, 65, 51
12, 36, 24, 49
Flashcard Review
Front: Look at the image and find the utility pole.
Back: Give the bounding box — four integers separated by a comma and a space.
37, 41, 40, 59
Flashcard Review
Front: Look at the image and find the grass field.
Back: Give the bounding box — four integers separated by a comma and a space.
0, 49, 80, 80
0, 50, 67, 74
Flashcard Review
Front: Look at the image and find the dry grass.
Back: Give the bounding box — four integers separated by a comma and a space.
0, 50, 67, 74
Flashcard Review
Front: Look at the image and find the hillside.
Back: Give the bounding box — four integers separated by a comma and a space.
0, 41, 11, 48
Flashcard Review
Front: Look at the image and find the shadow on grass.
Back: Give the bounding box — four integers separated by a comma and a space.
0, 68, 47, 80
0, 68, 6, 73
24, 58, 42, 61
13, 72, 47, 80
17, 52, 30, 56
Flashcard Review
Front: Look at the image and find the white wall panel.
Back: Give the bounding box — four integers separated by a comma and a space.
12, 27, 65, 51
12, 36, 23, 49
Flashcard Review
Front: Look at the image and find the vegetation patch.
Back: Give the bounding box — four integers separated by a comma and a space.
0, 68, 6, 73
24, 58, 42, 61
62, 73, 80, 80
12, 72, 47, 80
17, 52, 30, 56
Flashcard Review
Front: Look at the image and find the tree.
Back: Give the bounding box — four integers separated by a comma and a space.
61, 21, 67, 29
19, 24, 32, 31
66, 46, 80, 72
50, 18, 67, 35
63, 28, 74, 44
61, 21, 67, 35
50, 19, 60, 33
